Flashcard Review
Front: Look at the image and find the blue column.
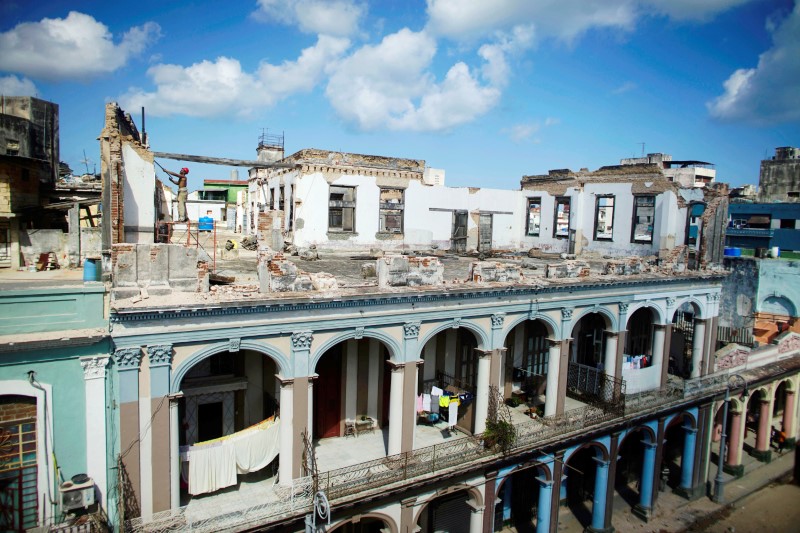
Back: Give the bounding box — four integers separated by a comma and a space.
503, 479, 512, 522
639, 441, 657, 511
591, 457, 610, 531
680, 426, 697, 490
536, 476, 553, 533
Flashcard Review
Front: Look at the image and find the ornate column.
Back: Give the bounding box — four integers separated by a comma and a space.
115, 346, 143, 514
474, 349, 492, 434
603, 332, 618, 380
556, 308, 573, 415
278, 377, 294, 485
535, 476, 553, 533
80, 356, 110, 506
589, 458, 610, 532
678, 426, 697, 495
544, 340, 561, 417
147, 345, 173, 513
783, 390, 796, 448
169, 396, 180, 509
726, 409, 745, 477
290, 331, 313, 479
388, 362, 405, 456
467, 497, 483, 533
691, 319, 706, 378
634, 441, 657, 520
402, 322, 421, 452
651, 324, 666, 375
753, 398, 772, 462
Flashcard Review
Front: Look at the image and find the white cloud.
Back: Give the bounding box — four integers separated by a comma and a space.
0, 12, 160, 81
120, 36, 350, 117
425, 0, 752, 42
0, 75, 37, 96
254, 0, 365, 37
325, 28, 516, 131
708, 3, 800, 124
503, 117, 559, 142
612, 81, 637, 95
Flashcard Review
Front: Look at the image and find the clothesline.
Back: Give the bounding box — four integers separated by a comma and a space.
180, 416, 280, 495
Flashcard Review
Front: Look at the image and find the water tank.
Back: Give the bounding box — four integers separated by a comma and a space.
198, 215, 214, 232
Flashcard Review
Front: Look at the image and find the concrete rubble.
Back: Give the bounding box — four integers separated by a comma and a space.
376, 255, 444, 288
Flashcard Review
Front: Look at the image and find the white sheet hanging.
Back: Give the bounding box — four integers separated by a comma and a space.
183, 417, 281, 495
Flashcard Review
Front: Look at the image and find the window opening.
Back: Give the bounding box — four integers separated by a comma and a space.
526, 197, 541, 236
631, 195, 655, 243
594, 196, 615, 240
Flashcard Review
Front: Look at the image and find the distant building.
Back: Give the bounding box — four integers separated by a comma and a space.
620, 153, 716, 188
726, 202, 800, 252
758, 146, 800, 202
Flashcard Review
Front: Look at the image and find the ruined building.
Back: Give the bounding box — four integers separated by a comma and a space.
758, 146, 800, 203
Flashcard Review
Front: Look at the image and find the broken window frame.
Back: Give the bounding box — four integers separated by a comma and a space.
630, 195, 655, 243
553, 197, 571, 238
593, 195, 615, 241
378, 187, 405, 234
328, 185, 356, 233
526, 197, 542, 236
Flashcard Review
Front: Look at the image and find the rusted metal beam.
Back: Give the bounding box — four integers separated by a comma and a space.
152, 151, 296, 168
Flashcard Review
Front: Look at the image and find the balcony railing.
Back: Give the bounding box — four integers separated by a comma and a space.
566, 362, 626, 406
125, 371, 741, 533
725, 227, 774, 238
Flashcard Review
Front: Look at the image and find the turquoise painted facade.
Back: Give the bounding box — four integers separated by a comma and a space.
0, 285, 109, 530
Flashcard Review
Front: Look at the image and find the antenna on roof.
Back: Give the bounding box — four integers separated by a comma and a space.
80, 150, 93, 175
638, 142, 646, 157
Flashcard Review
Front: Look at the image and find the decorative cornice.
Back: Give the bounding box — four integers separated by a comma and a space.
491, 313, 505, 329
706, 293, 720, 303
561, 308, 573, 321
291, 331, 313, 351
115, 347, 143, 370
148, 345, 173, 366
81, 356, 110, 380
109, 275, 726, 324
403, 322, 421, 339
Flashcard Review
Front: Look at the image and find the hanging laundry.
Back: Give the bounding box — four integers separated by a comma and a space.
422, 393, 432, 411
431, 386, 444, 397
430, 395, 440, 413
417, 394, 424, 413
439, 395, 451, 408
448, 402, 458, 427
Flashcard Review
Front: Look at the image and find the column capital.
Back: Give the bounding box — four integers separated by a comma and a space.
403, 321, 421, 339
81, 355, 110, 380
490, 313, 505, 329
148, 344, 173, 367
653, 323, 667, 330
535, 476, 554, 488
641, 440, 658, 450
475, 348, 493, 359
291, 331, 313, 351
618, 302, 630, 314
115, 346, 143, 370
561, 307, 573, 321
386, 360, 406, 372
592, 456, 610, 467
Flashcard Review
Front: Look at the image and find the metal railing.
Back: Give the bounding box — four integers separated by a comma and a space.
566, 362, 626, 406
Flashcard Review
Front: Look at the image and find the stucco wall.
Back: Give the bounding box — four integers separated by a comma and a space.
122, 144, 155, 244
756, 259, 800, 316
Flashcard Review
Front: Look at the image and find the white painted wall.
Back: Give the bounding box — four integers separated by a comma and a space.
122, 144, 156, 243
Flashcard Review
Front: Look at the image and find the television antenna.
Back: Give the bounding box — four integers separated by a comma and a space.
80, 150, 95, 175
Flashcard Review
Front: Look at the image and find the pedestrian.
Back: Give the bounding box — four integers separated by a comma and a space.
777, 425, 787, 453
163, 166, 189, 222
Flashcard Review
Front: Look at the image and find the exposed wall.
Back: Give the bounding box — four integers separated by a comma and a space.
755, 259, 800, 316
759, 158, 800, 202
719, 258, 758, 329
122, 144, 155, 243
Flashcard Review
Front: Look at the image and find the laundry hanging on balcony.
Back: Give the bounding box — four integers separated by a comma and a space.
180, 416, 280, 495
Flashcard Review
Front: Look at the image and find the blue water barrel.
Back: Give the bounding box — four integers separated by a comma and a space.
198, 216, 214, 231
83, 258, 100, 281
731, 247, 742, 257
724, 247, 733, 256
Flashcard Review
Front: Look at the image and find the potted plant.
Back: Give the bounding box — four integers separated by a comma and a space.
483, 419, 517, 454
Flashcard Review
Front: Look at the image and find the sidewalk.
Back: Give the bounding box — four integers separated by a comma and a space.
547, 447, 796, 532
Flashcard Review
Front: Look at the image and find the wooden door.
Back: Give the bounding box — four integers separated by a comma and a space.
314, 349, 343, 438
479, 213, 493, 253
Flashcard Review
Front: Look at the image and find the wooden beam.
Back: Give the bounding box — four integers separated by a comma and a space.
152, 151, 296, 169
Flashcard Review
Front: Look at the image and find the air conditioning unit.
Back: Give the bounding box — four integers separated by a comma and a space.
59, 474, 95, 512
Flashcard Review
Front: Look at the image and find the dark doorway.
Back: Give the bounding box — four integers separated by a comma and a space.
451, 211, 468, 253
198, 402, 223, 442
315, 347, 343, 438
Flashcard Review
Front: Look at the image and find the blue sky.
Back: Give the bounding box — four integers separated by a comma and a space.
1, 0, 798, 191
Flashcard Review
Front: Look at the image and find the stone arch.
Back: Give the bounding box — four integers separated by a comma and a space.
571, 305, 618, 332
171, 339, 290, 392
617, 423, 657, 448
671, 297, 707, 320
664, 410, 698, 430
759, 294, 797, 317
328, 512, 398, 533
626, 302, 666, 326
502, 313, 560, 344
417, 319, 489, 354
563, 439, 610, 464
310, 328, 402, 368
495, 459, 553, 495
412, 483, 484, 528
